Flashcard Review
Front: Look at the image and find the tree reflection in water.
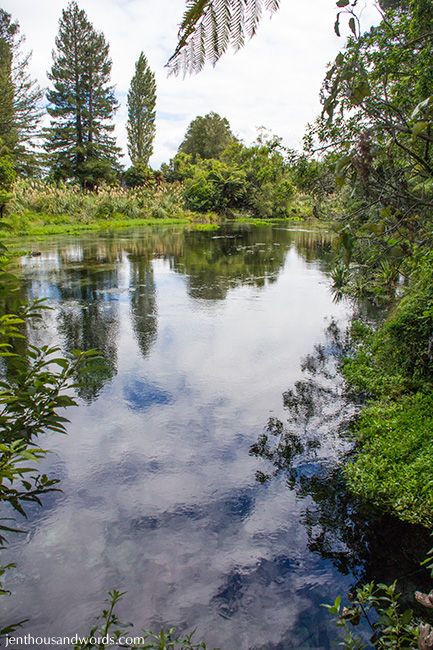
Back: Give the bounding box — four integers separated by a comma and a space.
57, 257, 120, 402
250, 320, 431, 612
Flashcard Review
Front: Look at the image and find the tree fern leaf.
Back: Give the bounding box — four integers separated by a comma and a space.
230, 0, 245, 52
167, 0, 282, 74
245, 0, 263, 39
264, 0, 280, 11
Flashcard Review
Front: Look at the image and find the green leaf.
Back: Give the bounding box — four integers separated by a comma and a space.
412, 121, 429, 136
350, 81, 370, 104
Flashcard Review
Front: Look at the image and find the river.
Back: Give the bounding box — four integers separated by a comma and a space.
2, 224, 428, 649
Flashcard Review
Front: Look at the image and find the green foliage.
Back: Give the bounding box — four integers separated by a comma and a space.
0, 18, 16, 156
341, 253, 433, 526
344, 253, 433, 398
345, 393, 433, 527
223, 134, 297, 217
0, 156, 15, 191
179, 112, 236, 161
127, 53, 156, 166
177, 130, 301, 218
324, 581, 419, 649
183, 158, 248, 213
0, 10, 42, 175
0, 156, 16, 217
312, 1, 433, 292
45, 1, 120, 188
160, 152, 196, 183
124, 163, 152, 188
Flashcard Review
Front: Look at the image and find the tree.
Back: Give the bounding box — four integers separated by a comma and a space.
0, 10, 43, 174
179, 112, 236, 160
0, 13, 16, 156
45, 1, 120, 188
309, 0, 433, 291
127, 52, 156, 167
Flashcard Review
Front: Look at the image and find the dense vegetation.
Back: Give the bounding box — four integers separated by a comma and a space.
312, 1, 433, 644
308, 0, 433, 533
339, 256, 432, 532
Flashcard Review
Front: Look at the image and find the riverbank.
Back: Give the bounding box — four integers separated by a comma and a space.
1, 211, 313, 240
341, 252, 433, 528
2, 178, 316, 239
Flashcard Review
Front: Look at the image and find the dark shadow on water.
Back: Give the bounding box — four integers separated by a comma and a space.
250, 318, 432, 637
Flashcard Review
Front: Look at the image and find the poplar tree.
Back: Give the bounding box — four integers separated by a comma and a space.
45, 2, 120, 188
127, 53, 156, 167
0, 10, 43, 174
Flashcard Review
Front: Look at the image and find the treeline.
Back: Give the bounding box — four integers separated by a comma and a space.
0, 1, 327, 223
0, 2, 156, 197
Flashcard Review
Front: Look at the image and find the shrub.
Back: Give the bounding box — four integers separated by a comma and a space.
123, 163, 152, 188
183, 159, 248, 213
342, 252, 433, 526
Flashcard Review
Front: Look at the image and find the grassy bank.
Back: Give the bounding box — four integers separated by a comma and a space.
1, 179, 313, 239
2, 211, 311, 240
2, 214, 195, 237
342, 253, 433, 527
3, 179, 204, 237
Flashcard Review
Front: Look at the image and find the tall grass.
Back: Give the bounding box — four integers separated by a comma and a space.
8, 179, 197, 227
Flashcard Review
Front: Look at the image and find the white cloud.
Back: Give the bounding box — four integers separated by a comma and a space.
4, 0, 380, 167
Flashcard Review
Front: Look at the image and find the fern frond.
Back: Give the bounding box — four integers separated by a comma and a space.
167, 0, 281, 75
230, 0, 246, 52
245, 0, 262, 39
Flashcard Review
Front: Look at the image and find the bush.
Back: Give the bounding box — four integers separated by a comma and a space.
342, 252, 433, 526
183, 159, 248, 213
346, 392, 433, 526
123, 163, 152, 188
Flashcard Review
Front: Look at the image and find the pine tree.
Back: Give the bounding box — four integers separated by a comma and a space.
0, 10, 43, 174
45, 2, 120, 188
127, 53, 156, 167
0, 18, 16, 155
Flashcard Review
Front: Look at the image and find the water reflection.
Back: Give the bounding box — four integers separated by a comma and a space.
13, 225, 335, 403
129, 254, 157, 361
251, 320, 431, 618
2, 224, 410, 650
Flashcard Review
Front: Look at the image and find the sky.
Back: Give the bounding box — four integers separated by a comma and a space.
4, 0, 380, 168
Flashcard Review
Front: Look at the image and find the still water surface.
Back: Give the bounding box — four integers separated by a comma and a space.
3, 224, 428, 649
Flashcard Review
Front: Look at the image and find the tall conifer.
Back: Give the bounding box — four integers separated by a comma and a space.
127, 53, 156, 166
45, 2, 120, 187
0, 10, 43, 174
